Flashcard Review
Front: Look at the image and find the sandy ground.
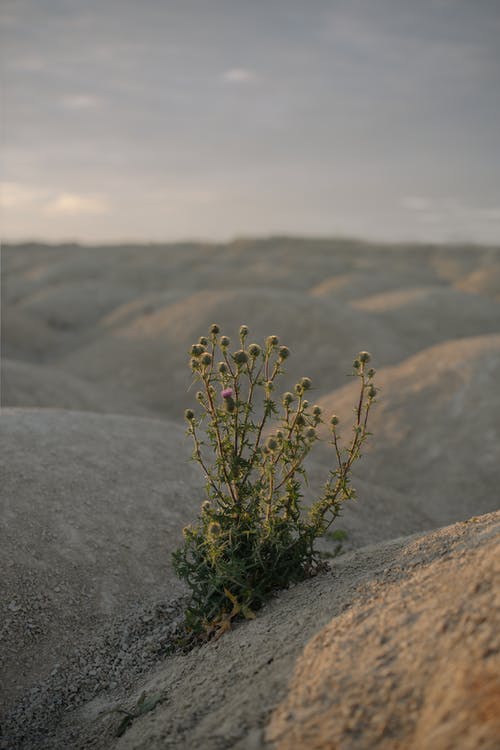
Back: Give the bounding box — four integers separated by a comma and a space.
1, 239, 500, 748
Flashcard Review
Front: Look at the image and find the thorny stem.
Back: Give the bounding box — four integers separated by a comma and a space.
202, 373, 238, 504
190, 421, 225, 504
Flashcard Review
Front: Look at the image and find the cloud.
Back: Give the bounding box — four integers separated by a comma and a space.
1, 181, 46, 208
222, 68, 257, 84
401, 196, 433, 212
60, 94, 102, 110
43, 193, 110, 216
8, 57, 46, 72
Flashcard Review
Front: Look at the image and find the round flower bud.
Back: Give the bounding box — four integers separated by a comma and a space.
353, 359, 361, 370
190, 343, 205, 357
233, 349, 249, 365
224, 396, 236, 413
196, 391, 204, 402
208, 521, 221, 538
184, 409, 195, 421
359, 351, 371, 363
210, 323, 220, 335
306, 427, 316, 439
312, 405, 322, 416
248, 343, 261, 357
330, 414, 339, 427
368, 385, 377, 399
239, 324, 249, 338
218, 361, 228, 374
282, 392, 294, 405
200, 352, 212, 366
294, 383, 303, 396
296, 414, 306, 427
265, 380, 274, 391
278, 345, 290, 360
190, 358, 199, 370
201, 500, 211, 513
300, 377, 312, 390
276, 429, 284, 440
266, 436, 278, 451
220, 335, 230, 348
199, 336, 208, 346
302, 400, 309, 409
266, 335, 279, 347
182, 525, 193, 538
367, 368, 376, 379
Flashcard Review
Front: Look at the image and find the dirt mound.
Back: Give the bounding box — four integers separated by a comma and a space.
317, 334, 500, 525
268, 514, 500, 750
351, 285, 500, 344
0, 408, 201, 709
1, 359, 147, 415
60, 287, 401, 417
455, 265, 500, 300
9, 512, 495, 750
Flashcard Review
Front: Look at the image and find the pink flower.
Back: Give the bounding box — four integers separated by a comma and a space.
221, 387, 233, 399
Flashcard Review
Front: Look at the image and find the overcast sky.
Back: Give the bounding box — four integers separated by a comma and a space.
2, 0, 500, 243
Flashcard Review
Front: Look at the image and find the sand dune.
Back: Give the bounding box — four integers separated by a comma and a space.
317, 333, 500, 524
0, 408, 201, 710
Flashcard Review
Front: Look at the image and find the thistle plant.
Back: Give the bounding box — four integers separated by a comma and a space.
173, 324, 377, 637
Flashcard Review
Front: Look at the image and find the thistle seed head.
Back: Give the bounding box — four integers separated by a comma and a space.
330, 414, 339, 427
282, 392, 294, 405
224, 396, 236, 413
200, 352, 213, 367
199, 336, 209, 346
210, 323, 220, 335
220, 335, 230, 348
278, 345, 290, 360
359, 351, 371, 363
233, 349, 249, 365
300, 377, 312, 390
190, 343, 205, 357
267, 334, 279, 347
248, 343, 262, 357
239, 324, 249, 338
265, 436, 278, 451
312, 405, 322, 416
208, 521, 221, 538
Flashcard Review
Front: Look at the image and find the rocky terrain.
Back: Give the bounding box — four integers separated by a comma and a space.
1, 238, 499, 749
